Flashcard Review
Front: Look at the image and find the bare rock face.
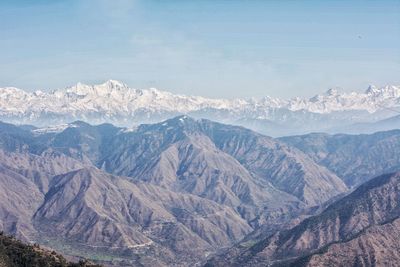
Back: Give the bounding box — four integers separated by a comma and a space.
207, 172, 400, 267
280, 130, 400, 187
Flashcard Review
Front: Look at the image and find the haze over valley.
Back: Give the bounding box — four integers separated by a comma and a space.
1, 0, 399, 266
0, 115, 400, 266
1, 80, 400, 136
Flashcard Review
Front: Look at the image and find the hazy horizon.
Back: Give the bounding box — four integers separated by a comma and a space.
1, 2, 400, 266
1, 0, 399, 98
3, 79, 400, 101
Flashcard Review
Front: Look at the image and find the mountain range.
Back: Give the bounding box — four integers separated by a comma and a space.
0, 116, 399, 266
280, 130, 400, 187
1, 80, 400, 136
206, 171, 400, 267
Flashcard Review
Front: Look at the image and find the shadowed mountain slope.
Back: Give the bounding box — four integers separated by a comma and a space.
206, 172, 400, 267
292, 218, 400, 267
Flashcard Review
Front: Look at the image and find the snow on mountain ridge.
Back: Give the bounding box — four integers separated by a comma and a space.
287, 85, 400, 113
49, 80, 239, 113
0, 80, 399, 124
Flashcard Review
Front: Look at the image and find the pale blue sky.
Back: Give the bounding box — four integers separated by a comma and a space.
0, 0, 399, 98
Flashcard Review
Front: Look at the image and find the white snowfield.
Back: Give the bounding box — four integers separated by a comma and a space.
0, 80, 399, 127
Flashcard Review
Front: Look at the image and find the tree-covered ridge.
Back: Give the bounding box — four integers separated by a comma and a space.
0, 232, 101, 267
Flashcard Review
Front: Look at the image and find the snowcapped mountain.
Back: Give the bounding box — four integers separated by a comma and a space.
287, 85, 400, 113
1, 80, 399, 136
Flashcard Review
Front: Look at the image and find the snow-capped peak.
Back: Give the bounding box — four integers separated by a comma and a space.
325, 88, 340, 96
365, 85, 379, 95
104, 79, 127, 88
0, 81, 399, 127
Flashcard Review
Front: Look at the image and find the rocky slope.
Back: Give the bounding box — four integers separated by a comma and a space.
41, 116, 346, 208
198, 119, 347, 205
0, 150, 253, 266
0, 117, 349, 266
9, 116, 347, 213
1, 117, 399, 266
0, 149, 85, 240
206, 172, 400, 266
280, 130, 400, 187
34, 167, 253, 266
0, 162, 43, 241
293, 218, 400, 267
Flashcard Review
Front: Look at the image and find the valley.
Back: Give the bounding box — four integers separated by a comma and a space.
0, 117, 399, 266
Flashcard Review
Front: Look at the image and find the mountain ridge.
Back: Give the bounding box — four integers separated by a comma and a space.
206, 171, 400, 267
280, 130, 400, 187
1, 81, 399, 136
0, 117, 399, 266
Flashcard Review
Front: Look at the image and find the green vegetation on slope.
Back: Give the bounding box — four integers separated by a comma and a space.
0, 232, 101, 267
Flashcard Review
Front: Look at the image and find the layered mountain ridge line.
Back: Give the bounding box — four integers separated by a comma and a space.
0, 116, 399, 266
1, 80, 400, 137
0, 116, 350, 266
0, 150, 253, 266
206, 171, 400, 267
2, 116, 348, 207
2, 80, 400, 115
280, 129, 400, 187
